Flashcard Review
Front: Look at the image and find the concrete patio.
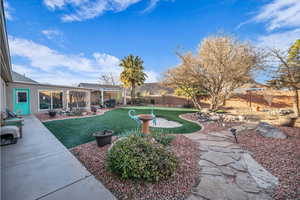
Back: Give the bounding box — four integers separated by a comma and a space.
1, 115, 116, 200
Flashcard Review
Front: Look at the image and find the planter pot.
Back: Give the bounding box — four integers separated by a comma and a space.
93, 130, 113, 147
48, 110, 57, 118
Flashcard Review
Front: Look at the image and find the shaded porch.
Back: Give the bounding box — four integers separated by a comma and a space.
91, 89, 122, 106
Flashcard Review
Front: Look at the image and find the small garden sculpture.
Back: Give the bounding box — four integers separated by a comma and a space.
151, 106, 157, 126
128, 107, 157, 134
128, 110, 141, 127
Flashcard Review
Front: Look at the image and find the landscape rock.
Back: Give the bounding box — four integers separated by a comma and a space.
194, 175, 249, 200
230, 160, 247, 172
236, 172, 261, 193
219, 166, 236, 176
278, 109, 294, 116
201, 167, 222, 176
256, 122, 287, 139
198, 159, 215, 167
243, 153, 279, 190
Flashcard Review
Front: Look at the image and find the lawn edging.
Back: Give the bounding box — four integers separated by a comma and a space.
179, 113, 205, 134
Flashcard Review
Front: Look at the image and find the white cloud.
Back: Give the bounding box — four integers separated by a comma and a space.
4, 0, 14, 20
254, 0, 300, 31
8, 36, 124, 85
61, 0, 109, 22
9, 36, 95, 72
13, 64, 98, 85
12, 64, 37, 75
142, 0, 173, 13
44, 0, 141, 22
43, 0, 172, 22
145, 70, 159, 83
9, 36, 157, 85
256, 28, 300, 50
41, 29, 62, 39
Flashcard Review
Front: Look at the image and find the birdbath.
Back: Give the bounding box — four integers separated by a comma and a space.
137, 114, 154, 134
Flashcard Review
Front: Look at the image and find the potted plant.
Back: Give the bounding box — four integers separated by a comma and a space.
48, 110, 57, 118
93, 130, 113, 147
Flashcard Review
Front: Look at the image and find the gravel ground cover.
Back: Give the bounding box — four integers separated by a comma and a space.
238, 127, 300, 200
71, 135, 200, 200
182, 112, 300, 199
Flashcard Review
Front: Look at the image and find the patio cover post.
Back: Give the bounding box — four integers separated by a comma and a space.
123, 88, 127, 105
101, 89, 104, 105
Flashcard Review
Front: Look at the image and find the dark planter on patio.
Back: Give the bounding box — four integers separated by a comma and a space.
93, 130, 113, 147
48, 110, 57, 118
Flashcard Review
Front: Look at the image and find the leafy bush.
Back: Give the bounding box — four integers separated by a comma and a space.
119, 129, 175, 146
106, 135, 177, 182
118, 128, 143, 138
151, 130, 175, 146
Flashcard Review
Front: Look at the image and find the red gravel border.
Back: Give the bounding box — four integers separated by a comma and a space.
238, 127, 300, 200
182, 113, 300, 200
71, 135, 200, 200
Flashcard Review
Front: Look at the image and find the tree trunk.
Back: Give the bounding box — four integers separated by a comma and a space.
191, 96, 202, 110
131, 84, 136, 105
210, 95, 218, 110
292, 88, 300, 117
222, 97, 226, 106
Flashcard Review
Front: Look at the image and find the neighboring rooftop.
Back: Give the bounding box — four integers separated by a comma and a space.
234, 81, 269, 94
78, 83, 122, 91
12, 71, 38, 83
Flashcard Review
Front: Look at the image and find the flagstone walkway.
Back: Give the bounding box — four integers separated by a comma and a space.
183, 119, 278, 200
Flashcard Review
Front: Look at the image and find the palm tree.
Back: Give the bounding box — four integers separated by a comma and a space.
119, 54, 147, 104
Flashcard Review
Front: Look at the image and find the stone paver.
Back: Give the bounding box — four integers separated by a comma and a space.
201, 151, 235, 166
183, 119, 278, 200
1, 115, 116, 200
243, 153, 279, 190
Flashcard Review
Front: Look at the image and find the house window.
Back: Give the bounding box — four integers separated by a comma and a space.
39, 90, 63, 110
17, 92, 27, 103
68, 91, 87, 109
52, 91, 63, 109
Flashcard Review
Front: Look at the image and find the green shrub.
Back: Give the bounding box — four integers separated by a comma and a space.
106, 135, 177, 182
118, 128, 143, 138
151, 130, 175, 146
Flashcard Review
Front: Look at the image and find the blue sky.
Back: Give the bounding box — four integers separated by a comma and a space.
4, 0, 300, 85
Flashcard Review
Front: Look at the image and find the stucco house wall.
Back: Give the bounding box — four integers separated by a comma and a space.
1, 77, 7, 113
6, 82, 92, 114
1, 0, 13, 113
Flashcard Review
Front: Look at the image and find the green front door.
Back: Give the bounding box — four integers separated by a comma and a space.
13, 88, 30, 115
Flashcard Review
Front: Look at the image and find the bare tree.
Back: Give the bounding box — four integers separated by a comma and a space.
99, 72, 118, 85
267, 40, 300, 116
163, 62, 203, 110
177, 35, 264, 110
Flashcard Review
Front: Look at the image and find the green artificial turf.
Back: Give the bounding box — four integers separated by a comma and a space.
44, 106, 200, 148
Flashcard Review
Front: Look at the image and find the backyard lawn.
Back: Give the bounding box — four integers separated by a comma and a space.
44, 106, 200, 148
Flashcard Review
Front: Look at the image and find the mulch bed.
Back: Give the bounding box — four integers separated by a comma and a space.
70, 135, 200, 200
238, 127, 300, 200
35, 108, 111, 122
